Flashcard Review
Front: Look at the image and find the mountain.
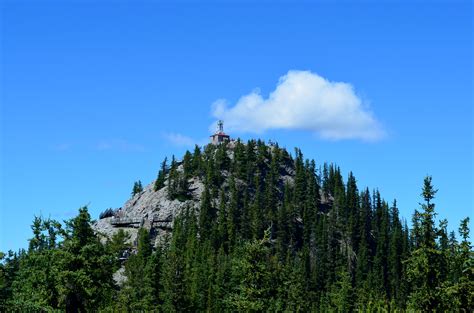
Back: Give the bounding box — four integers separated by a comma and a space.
1, 139, 472, 312
93, 139, 331, 249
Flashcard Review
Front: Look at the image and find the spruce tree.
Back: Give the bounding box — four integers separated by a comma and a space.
192, 145, 203, 177
161, 214, 190, 311
455, 217, 473, 311
217, 188, 229, 251
154, 157, 168, 191
132, 180, 143, 196
406, 176, 443, 311
388, 200, 403, 305
227, 175, 239, 247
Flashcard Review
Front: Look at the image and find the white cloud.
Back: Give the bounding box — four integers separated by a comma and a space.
211, 70, 385, 141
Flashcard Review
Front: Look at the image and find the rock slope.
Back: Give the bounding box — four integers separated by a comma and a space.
93, 168, 205, 247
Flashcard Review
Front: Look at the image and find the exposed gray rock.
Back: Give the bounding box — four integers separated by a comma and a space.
113, 267, 126, 286
93, 168, 204, 247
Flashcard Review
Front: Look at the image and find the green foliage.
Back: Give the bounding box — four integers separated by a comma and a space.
131, 180, 143, 196
8, 207, 114, 311
3, 142, 473, 312
154, 157, 168, 191
107, 229, 130, 260
226, 232, 275, 311
406, 179, 437, 308
166, 155, 192, 201
118, 228, 158, 311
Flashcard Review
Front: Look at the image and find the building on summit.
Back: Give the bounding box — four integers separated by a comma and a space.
210, 120, 230, 145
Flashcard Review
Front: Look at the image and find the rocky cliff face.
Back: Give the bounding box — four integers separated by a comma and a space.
93, 166, 205, 247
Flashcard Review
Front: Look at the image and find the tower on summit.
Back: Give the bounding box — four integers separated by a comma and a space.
210, 120, 230, 145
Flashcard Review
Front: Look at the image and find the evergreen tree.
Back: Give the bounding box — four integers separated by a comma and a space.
232, 139, 247, 180
119, 228, 154, 311
167, 155, 178, 199
227, 175, 240, 247
161, 214, 190, 311
107, 229, 130, 270
132, 180, 143, 196
372, 199, 389, 299
355, 189, 373, 303
406, 176, 443, 311
217, 188, 229, 251
346, 172, 360, 255
12, 207, 115, 311
328, 268, 354, 312
192, 145, 203, 177
453, 217, 474, 311
182, 150, 193, 178
250, 168, 265, 239
199, 177, 216, 241
388, 200, 404, 305
154, 157, 168, 191
12, 217, 62, 310
227, 232, 274, 311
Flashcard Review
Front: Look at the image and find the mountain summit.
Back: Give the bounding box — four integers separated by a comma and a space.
94, 138, 332, 249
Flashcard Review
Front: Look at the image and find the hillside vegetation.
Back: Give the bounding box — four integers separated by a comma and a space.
1, 139, 472, 312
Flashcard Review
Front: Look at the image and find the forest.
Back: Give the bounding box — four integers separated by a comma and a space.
0, 140, 472, 312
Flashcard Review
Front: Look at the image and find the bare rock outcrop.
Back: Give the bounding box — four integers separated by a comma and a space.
93, 173, 204, 247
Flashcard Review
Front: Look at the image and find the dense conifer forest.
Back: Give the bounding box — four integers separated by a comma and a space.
1, 140, 472, 312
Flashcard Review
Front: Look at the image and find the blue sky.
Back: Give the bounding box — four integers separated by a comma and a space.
1, 0, 472, 252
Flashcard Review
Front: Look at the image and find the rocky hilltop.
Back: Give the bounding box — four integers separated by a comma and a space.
93, 170, 205, 247
93, 139, 330, 247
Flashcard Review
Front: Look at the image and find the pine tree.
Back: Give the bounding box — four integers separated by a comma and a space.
406, 176, 443, 311
281, 253, 308, 311
182, 150, 193, 178
356, 190, 372, 276
245, 140, 257, 187
132, 180, 143, 196
213, 247, 231, 311
161, 213, 190, 311
227, 232, 274, 311
142, 247, 164, 309
346, 172, 360, 254
454, 217, 474, 311
329, 268, 354, 312
192, 145, 203, 177
0, 251, 21, 309
217, 188, 229, 251
372, 199, 389, 299
199, 177, 216, 242
265, 148, 279, 239
302, 160, 318, 248
232, 139, 247, 180
227, 175, 239, 248
107, 229, 130, 270
12, 217, 62, 310
293, 149, 306, 219
154, 157, 168, 191
119, 228, 153, 310
250, 168, 264, 239
167, 155, 178, 199
388, 200, 403, 305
